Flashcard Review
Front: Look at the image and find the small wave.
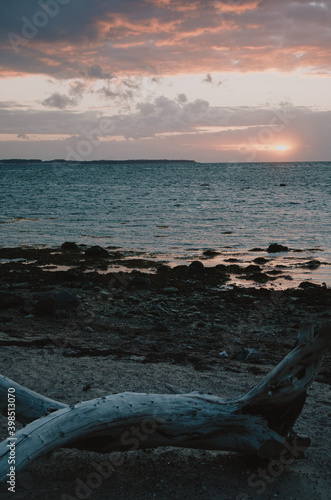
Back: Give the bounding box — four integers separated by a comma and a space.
13, 217, 40, 221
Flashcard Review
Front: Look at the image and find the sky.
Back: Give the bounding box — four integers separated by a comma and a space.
0, 0, 331, 162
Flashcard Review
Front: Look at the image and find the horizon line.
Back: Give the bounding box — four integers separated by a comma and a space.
0, 159, 330, 165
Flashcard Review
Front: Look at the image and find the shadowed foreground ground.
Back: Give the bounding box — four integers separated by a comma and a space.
0, 246, 330, 499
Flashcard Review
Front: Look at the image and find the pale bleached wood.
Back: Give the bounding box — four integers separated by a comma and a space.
241, 322, 322, 406
0, 391, 285, 483
0, 373, 67, 424
0, 322, 329, 483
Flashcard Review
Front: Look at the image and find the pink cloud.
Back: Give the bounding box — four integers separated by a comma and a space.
0, 0, 330, 77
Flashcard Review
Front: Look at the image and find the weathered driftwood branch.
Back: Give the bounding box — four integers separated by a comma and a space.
0, 322, 330, 483
0, 374, 67, 424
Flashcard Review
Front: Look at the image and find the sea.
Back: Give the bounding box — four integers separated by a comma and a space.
0, 160, 330, 288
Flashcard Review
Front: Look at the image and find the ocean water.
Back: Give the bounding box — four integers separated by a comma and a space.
0, 161, 330, 285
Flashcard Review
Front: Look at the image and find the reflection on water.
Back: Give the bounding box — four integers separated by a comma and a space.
0, 161, 330, 286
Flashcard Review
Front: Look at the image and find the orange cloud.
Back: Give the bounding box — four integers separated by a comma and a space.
213, 0, 260, 14
0, 0, 330, 78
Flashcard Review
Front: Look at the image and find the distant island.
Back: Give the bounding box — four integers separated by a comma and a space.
0, 159, 198, 165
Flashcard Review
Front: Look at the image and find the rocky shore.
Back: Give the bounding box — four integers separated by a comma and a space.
0, 244, 331, 499
0, 244, 330, 373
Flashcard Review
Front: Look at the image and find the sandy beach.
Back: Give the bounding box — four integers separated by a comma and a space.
0, 244, 331, 499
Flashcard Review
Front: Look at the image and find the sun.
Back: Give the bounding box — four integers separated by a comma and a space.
276, 145, 290, 151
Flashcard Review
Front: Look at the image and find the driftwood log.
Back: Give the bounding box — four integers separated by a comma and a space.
0, 322, 330, 482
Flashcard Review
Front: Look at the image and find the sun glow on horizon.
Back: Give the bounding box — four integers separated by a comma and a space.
250, 143, 294, 154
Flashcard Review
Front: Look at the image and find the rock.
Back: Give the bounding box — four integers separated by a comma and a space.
82, 282, 94, 290
85, 245, 109, 258
233, 348, 259, 363
82, 326, 93, 333
172, 265, 189, 276
156, 264, 171, 274
248, 272, 272, 283
303, 260, 321, 269
188, 261, 205, 273
253, 257, 269, 265
61, 242, 79, 251
0, 291, 25, 310
226, 264, 242, 274
279, 183, 287, 187
244, 265, 262, 273
129, 276, 152, 289
163, 287, 179, 294
267, 243, 289, 253
33, 290, 81, 311
298, 282, 322, 289
34, 296, 56, 316
53, 271, 80, 282
249, 247, 264, 252
21, 305, 34, 316
153, 322, 169, 333
219, 351, 229, 358
0, 315, 13, 323
203, 250, 220, 258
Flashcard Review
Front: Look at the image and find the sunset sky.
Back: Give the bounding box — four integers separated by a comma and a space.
0, 0, 331, 162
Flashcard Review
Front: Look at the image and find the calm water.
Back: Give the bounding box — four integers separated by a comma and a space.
0, 161, 330, 284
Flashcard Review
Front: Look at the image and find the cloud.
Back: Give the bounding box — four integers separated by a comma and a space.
203, 73, 213, 84
0, 108, 101, 135
176, 93, 187, 104
1, 95, 224, 136
1, 100, 331, 162
0, 101, 28, 109
110, 95, 231, 138
0, 0, 330, 77
203, 73, 223, 86
69, 80, 89, 96
85, 65, 113, 80
41, 92, 78, 109
0, 94, 321, 140
97, 85, 135, 101
2, 87, 331, 162
122, 78, 141, 90
96, 75, 159, 102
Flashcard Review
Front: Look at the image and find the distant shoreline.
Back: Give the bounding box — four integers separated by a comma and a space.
0, 159, 198, 165
1, 159, 330, 165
